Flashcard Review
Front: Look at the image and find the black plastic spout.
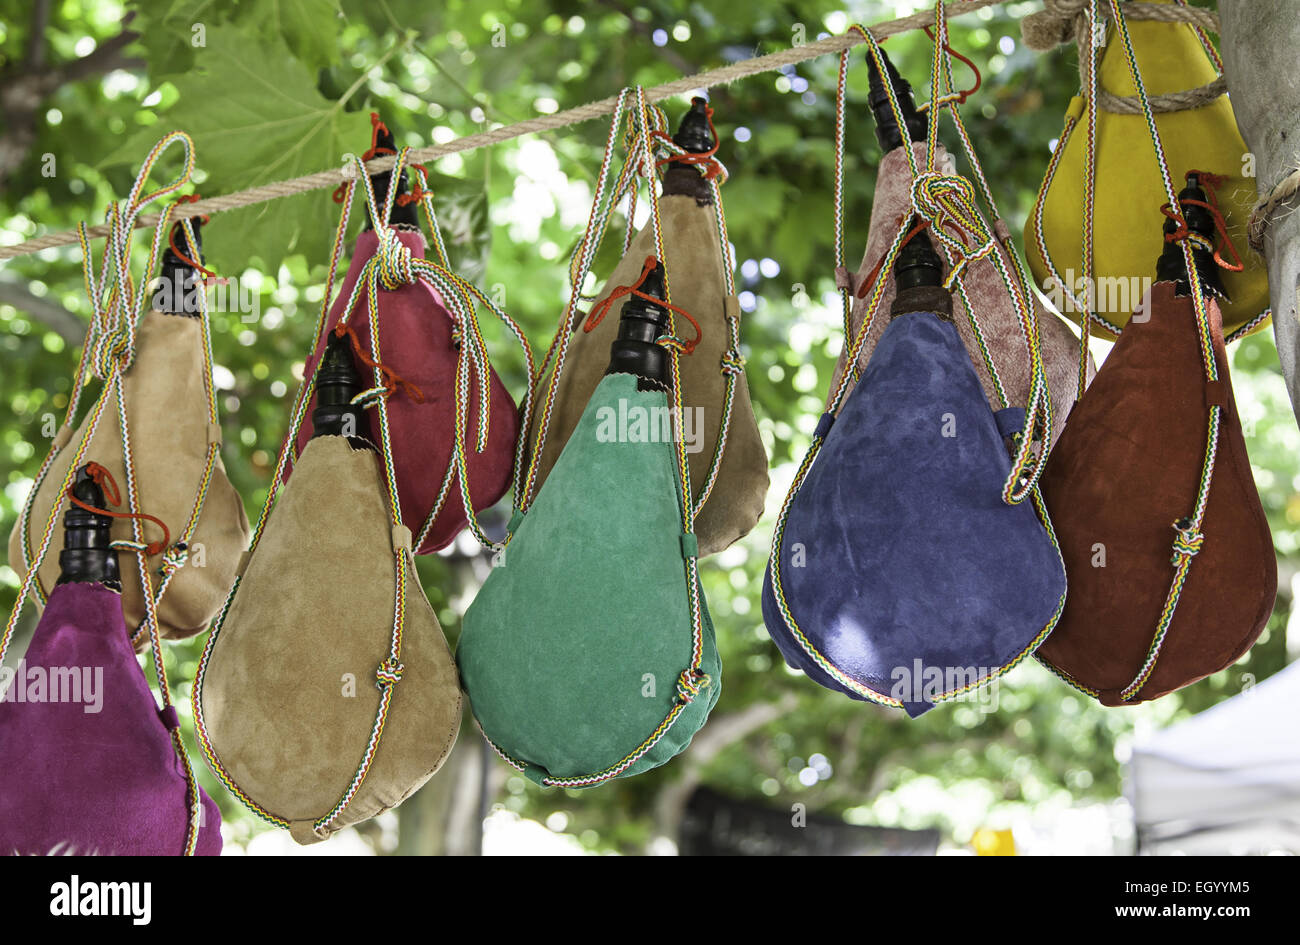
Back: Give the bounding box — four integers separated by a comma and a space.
364, 123, 420, 231
1155, 173, 1228, 300
867, 47, 928, 152
56, 465, 121, 592
155, 217, 205, 318
605, 260, 672, 389
663, 97, 717, 204
890, 219, 953, 319
311, 334, 371, 448
673, 96, 714, 153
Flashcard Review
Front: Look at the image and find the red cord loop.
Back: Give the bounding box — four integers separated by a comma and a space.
331, 322, 426, 403
333, 112, 431, 205
651, 98, 724, 180
1159, 170, 1245, 273
67, 462, 171, 556
167, 194, 221, 283
922, 26, 982, 105
582, 255, 703, 354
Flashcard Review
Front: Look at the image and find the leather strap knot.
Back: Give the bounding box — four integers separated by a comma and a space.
375, 658, 405, 690
1171, 519, 1205, 563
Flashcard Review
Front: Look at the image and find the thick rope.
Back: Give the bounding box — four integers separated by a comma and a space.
1247, 167, 1300, 253
0, 1, 1011, 263
1022, 0, 1225, 113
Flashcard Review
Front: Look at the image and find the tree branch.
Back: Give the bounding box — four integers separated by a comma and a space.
25, 0, 53, 71
595, 0, 698, 76
649, 692, 798, 853
0, 277, 86, 345
0, 13, 143, 188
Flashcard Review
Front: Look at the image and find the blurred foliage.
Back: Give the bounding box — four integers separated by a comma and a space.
0, 0, 1290, 855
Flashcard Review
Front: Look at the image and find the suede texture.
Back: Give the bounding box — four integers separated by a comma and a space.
9, 312, 250, 650
1025, 0, 1269, 338
763, 312, 1067, 716
1037, 282, 1276, 704
828, 143, 1091, 448
291, 228, 519, 554
525, 195, 768, 557
199, 434, 461, 841
0, 582, 222, 855
459, 373, 721, 783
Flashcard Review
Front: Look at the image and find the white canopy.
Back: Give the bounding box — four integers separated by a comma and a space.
1128, 660, 1300, 855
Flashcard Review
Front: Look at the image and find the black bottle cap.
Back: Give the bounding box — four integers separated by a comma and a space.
605, 260, 672, 389
56, 465, 122, 591
156, 217, 205, 318
364, 123, 420, 231
673, 97, 714, 154
867, 47, 928, 152
663, 97, 717, 203
1155, 173, 1228, 300
311, 334, 371, 447
890, 220, 953, 319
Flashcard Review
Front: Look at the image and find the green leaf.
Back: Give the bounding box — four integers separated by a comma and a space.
266, 0, 344, 73
130, 0, 240, 78
101, 24, 371, 273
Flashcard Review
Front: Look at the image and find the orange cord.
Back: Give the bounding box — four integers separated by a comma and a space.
853, 216, 971, 300
922, 26, 982, 105
582, 255, 703, 354
331, 321, 426, 403
334, 112, 432, 206
66, 462, 171, 556
1159, 170, 1245, 273
651, 97, 724, 180
166, 194, 222, 284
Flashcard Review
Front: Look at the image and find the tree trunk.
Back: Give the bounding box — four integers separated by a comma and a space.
394, 710, 489, 855
1220, 1, 1300, 421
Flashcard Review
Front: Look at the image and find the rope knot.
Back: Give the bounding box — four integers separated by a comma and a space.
675, 669, 711, 704
375, 658, 405, 690
1171, 519, 1205, 563
69, 462, 171, 556
720, 350, 745, 375
909, 171, 983, 238
92, 326, 133, 377
1021, 0, 1091, 52
374, 226, 415, 291
160, 543, 189, 574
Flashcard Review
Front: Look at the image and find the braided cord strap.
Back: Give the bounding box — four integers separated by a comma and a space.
128, 216, 224, 650
519, 88, 640, 512
192, 175, 402, 835
1099, 0, 1224, 703
679, 144, 743, 518
1031, 0, 1267, 345
766, 12, 1068, 705
846, 14, 1054, 503
4, 132, 206, 855
487, 88, 711, 788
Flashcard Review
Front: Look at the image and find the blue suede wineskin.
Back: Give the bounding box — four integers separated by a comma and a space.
762, 310, 1066, 716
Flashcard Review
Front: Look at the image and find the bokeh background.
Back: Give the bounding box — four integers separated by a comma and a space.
1, 0, 1293, 854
